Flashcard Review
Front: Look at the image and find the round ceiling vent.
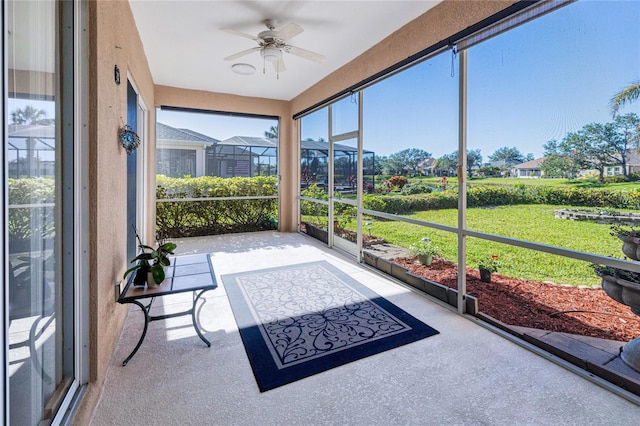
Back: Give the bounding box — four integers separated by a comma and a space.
231, 63, 256, 75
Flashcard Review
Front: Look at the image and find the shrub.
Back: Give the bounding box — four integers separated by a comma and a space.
401, 183, 434, 195
362, 193, 387, 212
8, 178, 56, 241
603, 175, 627, 184
628, 172, 640, 182
156, 175, 278, 237
388, 175, 408, 189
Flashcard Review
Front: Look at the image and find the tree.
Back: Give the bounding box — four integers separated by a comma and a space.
364, 154, 383, 176
10, 105, 54, 125
488, 146, 526, 163
466, 149, 483, 176
546, 114, 640, 181
541, 139, 577, 178
610, 80, 640, 118
264, 125, 278, 139
385, 148, 431, 176
562, 124, 619, 182
434, 150, 482, 177
611, 113, 640, 177
433, 152, 457, 176
381, 154, 405, 176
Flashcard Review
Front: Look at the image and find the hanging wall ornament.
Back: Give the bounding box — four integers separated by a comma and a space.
118, 124, 140, 154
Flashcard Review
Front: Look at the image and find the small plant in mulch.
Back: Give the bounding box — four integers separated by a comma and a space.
478, 254, 502, 273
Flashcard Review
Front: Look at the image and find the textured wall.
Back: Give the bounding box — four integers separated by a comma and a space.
74, 0, 155, 423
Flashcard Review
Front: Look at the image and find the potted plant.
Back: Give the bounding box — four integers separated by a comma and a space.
478, 254, 501, 283
124, 241, 177, 288
610, 225, 640, 260
409, 239, 440, 266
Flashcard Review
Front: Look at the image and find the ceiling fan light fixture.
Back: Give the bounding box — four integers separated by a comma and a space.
261, 46, 282, 63
231, 63, 256, 75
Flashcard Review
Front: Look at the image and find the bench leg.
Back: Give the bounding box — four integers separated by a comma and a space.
192, 289, 211, 347
122, 299, 151, 366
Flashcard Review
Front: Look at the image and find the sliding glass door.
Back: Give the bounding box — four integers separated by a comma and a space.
5, 0, 85, 423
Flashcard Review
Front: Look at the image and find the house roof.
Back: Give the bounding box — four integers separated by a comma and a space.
513, 157, 546, 170
220, 136, 276, 148
156, 122, 219, 145
626, 149, 640, 166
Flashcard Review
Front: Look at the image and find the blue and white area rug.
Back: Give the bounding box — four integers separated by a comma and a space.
222, 261, 439, 392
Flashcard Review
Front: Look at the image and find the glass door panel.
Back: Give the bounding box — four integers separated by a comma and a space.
7, 0, 69, 423
332, 137, 359, 256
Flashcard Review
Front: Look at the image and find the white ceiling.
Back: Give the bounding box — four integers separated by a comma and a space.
129, 1, 441, 101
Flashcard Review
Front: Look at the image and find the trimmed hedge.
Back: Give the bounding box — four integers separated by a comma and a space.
156, 175, 278, 238
377, 185, 640, 215
8, 178, 55, 241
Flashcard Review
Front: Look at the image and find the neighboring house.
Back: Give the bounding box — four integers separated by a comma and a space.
417, 158, 435, 176
512, 157, 545, 178
484, 159, 521, 177
606, 149, 640, 177
574, 149, 640, 178
156, 122, 219, 178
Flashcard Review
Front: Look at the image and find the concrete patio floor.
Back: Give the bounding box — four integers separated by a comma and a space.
91, 231, 640, 425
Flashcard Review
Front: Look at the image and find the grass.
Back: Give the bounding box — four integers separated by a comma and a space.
328, 203, 637, 287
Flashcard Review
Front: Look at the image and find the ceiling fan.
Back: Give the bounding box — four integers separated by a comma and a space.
221, 19, 325, 74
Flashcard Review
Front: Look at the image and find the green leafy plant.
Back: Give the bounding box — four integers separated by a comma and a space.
124, 241, 177, 284
409, 239, 440, 257
610, 224, 640, 241
478, 254, 501, 273
593, 263, 640, 284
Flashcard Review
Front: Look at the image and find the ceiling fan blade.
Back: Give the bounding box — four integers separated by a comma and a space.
220, 28, 259, 41
272, 58, 286, 73
224, 47, 260, 61
275, 22, 303, 41
285, 45, 325, 63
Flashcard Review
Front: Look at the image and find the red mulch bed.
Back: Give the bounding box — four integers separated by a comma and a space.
392, 257, 640, 342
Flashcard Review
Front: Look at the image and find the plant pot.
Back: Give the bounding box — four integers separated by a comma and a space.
417, 254, 433, 266
133, 266, 149, 287
619, 235, 639, 260
479, 268, 492, 283
146, 271, 159, 289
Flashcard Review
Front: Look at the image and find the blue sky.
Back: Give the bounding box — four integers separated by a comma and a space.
156, 108, 278, 141
303, 0, 640, 160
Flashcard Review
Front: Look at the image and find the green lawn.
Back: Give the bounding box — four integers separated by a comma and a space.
305, 173, 639, 286
357, 204, 635, 287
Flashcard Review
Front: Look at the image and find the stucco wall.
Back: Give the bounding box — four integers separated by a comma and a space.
74, 0, 155, 423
